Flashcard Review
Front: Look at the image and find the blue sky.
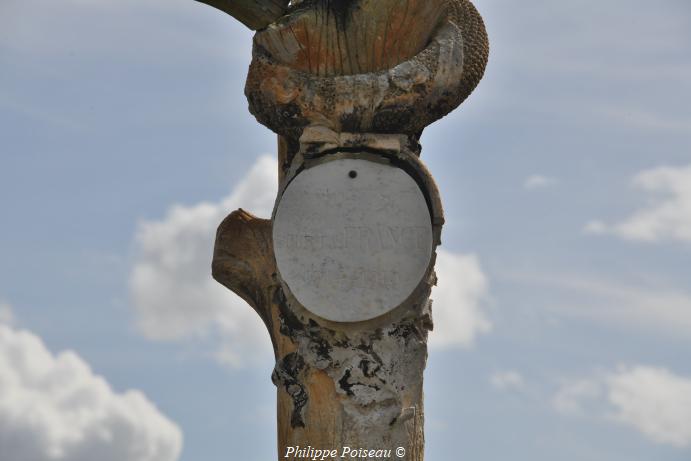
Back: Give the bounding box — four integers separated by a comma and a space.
1, 1, 690, 460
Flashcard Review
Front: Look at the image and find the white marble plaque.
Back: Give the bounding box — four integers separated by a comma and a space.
273, 158, 433, 322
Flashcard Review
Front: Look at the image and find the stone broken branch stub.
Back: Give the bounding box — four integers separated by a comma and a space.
208, 0, 488, 459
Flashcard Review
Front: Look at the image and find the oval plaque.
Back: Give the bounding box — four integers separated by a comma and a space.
273, 157, 433, 322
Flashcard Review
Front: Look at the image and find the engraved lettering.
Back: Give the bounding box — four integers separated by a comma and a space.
272, 158, 434, 322
277, 226, 429, 252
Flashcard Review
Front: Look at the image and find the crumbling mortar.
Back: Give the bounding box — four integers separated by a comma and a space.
272, 285, 430, 427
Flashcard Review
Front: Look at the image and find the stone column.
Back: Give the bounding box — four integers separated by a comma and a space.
203, 1, 489, 459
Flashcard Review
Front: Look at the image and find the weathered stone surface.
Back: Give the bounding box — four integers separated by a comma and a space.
212, 144, 443, 460
207, 1, 488, 458
255, 0, 448, 76
272, 157, 434, 322
246, 0, 489, 139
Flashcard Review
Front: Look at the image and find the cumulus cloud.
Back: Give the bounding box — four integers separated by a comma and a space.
430, 251, 491, 348
606, 366, 691, 447
553, 378, 603, 416
523, 174, 558, 190
490, 371, 525, 391
0, 301, 14, 325
586, 164, 691, 243
130, 156, 277, 367
130, 156, 491, 365
513, 273, 691, 339
0, 323, 182, 461
554, 366, 691, 448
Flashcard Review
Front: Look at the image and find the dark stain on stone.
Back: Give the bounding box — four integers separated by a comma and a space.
334, 338, 351, 348
338, 369, 355, 396
356, 342, 383, 367
388, 322, 420, 343
275, 289, 305, 338
272, 352, 308, 428
305, 321, 333, 362
372, 106, 414, 132
275, 287, 332, 361
358, 359, 380, 378
325, 0, 357, 28
340, 108, 363, 132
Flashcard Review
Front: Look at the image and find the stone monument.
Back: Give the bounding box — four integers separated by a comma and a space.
195, 0, 489, 458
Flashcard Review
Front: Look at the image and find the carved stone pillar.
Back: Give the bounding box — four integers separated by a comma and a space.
204, 1, 489, 459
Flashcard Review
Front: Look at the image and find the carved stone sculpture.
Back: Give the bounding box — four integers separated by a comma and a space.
194, 1, 489, 458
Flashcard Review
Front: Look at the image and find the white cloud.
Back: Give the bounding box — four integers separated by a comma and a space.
606, 366, 691, 448
430, 251, 491, 349
130, 156, 491, 365
490, 371, 525, 391
598, 105, 691, 134
512, 273, 691, 339
0, 323, 182, 461
130, 155, 277, 367
583, 220, 607, 234
0, 301, 14, 325
553, 378, 603, 416
569, 278, 691, 338
586, 164, 691, 243
554, 366, 691, 448
523, 175, 558, 190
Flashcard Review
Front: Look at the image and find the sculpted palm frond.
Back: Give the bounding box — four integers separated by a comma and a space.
196, 0, 489, 459
255, 0, 450, 76
194, 0, 290, 30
